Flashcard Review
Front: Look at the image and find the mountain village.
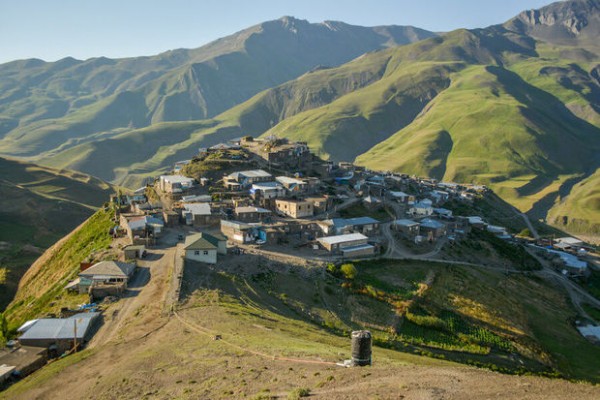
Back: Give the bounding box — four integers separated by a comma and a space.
1, 136, 599, 387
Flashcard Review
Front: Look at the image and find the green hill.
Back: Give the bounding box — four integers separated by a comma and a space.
0, 157, 114, 312
0, 18, 434, 158
3, 1, 599, 238
3, 253, 600, 398
37, 13, 600, 237
547, 167, 600, 235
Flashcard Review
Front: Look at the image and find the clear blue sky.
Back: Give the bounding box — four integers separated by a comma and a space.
0, 0, 555, 64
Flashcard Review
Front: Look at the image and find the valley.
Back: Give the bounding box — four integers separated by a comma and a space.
0, 0, 599, 398
1, 136, 599, 398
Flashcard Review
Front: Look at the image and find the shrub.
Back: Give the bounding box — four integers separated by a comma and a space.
287, 387, 310, 399
518, 228, 532, 237
340, 263, 357, 280
326, 263, 338, 276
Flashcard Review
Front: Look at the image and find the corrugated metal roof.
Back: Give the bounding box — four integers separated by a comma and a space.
341, 244, 375, 253
160, 175, 195, 184
276, 176, 305, 185
318, 233, 368, 245
19, 313, 100, 341
183, 203, 211, 216
252, 182, 283, 190
420, 219, 444, 229
394, 219, 420, 227
235, 206, 271, 214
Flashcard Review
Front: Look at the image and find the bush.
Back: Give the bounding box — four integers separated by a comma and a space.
340, 263, 357, 280
326, 263, 338, 276
287, 387, 310, 399
518, 228, 532, 237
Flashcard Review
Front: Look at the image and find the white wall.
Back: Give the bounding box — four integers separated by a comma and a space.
185, 249, 217, 264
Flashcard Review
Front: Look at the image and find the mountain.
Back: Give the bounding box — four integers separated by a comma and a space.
505, 0, 600, 51
1, 1, 599, 237
0, 157, 114, 311
0, 18, 435, 158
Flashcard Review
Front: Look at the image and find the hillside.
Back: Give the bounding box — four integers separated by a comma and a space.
547, 167, 600, 236
0, 157, 114, 312
3, 251, 600, 398
0, 17, 434, 158
26, 1, 599, 238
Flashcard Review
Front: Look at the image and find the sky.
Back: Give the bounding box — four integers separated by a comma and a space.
0, 0, 555, 64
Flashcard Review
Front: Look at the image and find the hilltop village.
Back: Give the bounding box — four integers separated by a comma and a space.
1, 136, 599, 386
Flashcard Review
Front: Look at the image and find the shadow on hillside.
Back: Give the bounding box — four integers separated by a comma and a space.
125, 266, 150, 297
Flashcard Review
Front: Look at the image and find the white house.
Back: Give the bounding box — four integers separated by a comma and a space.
410, 201, 434, 216
184, 233, 227, 264
250, 182, 286, 199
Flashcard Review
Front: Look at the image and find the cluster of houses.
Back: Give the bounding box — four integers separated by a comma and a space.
2, 136, 597, 385
529, 236, 592, 277
108, 137, 514, 269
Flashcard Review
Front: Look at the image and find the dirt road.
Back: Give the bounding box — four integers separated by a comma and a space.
88, 240, 178, 348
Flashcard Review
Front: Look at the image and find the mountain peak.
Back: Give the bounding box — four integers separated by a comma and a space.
506, 0, 600, 42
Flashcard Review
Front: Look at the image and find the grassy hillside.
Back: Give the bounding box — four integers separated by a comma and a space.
0, 18, 434, 158
4, 254, 600, 398
3, 207, 114, 332
0, 157, 114, 312
547, 167, 600, 235
15, 3, 600, 237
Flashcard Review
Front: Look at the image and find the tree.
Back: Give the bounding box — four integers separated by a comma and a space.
518, 228, 532, 237
326, 263, 338, 275
340, 263, 357, 280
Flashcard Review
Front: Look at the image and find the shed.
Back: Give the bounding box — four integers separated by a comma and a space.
123, 245, 146, 260
18, 313, 101, 354
317, 233, 369, 253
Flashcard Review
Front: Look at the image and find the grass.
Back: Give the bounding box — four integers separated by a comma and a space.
0, 159, 115, 312
582, 269, 600, 301
547, 168, 600, 235
3, 207, 115, 332
180, 253, 600, 381
0, 349, 96, 398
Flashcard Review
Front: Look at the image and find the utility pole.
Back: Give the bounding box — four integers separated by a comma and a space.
73, 319, 78, 352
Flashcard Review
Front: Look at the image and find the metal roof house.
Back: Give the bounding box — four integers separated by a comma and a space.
317, 233, 375, 257
394, 219, 421, 237
159, 175, 195, 194
224, 170, 272, 190
319, 217, 380, 236
18, 313, 101, 354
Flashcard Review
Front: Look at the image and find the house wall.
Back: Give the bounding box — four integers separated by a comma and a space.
192, 214, 219, 227
322, 238, 368, 253
124, 249, 138, 259
185, 249, 217, 264
396, 225, 420, 237
342, 246, 375, 258
355, 223, 380, 235
216, 241, 227, 255
275, 200, 313, 218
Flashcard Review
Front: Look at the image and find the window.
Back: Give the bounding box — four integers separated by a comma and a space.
194, 251, 200, 255
203, 251, 209, 255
